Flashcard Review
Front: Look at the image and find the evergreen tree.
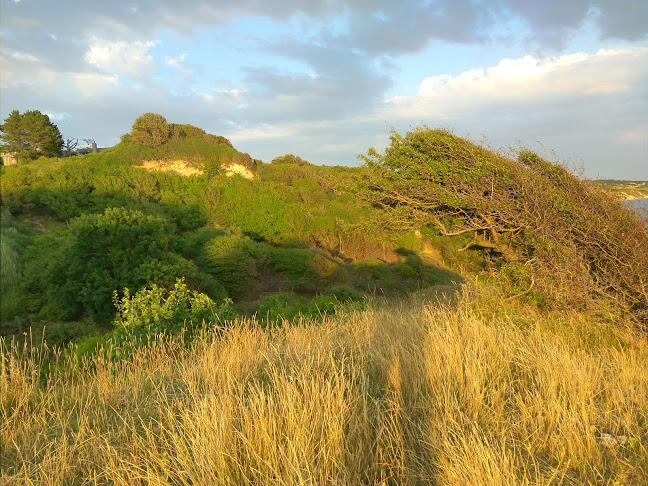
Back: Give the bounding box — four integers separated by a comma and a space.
0, 110, 63, 162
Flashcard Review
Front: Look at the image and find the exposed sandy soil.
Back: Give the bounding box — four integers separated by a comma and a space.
135, 160, 203, 176
224, 163, 255, 179
134, 160, 256, 179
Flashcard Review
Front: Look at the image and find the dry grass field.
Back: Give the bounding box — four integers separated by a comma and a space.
2, 287, 646, 485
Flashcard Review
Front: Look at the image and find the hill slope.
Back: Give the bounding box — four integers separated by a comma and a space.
1, 288, 645, 484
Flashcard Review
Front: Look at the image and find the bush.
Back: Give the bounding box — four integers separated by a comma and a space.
198, 234, 258, 296
323, 284, 363, 302
111, 279, 236, 354
46, 208, 198, 320
254, 291, 339, 326
130, 113, 170, 148
300, 254, 340, 291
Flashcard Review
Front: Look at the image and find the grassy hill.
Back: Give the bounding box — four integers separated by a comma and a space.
1, 116, 646, 483
1, 288, 645, 484
1, 119, 465, 346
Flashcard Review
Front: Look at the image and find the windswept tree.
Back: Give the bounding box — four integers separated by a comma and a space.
0, 109, 63, 162
361, 127, 647, 327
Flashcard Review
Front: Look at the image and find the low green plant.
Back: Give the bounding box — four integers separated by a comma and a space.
323, 284, 363, 302
110, 278, 236, 356
199, 234, 258, 296
254, 291, 340, 326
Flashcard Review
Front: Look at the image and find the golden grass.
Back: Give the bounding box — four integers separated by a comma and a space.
1, 288, 646, 485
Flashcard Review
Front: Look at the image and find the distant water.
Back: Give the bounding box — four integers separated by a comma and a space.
624, 198, 648, 213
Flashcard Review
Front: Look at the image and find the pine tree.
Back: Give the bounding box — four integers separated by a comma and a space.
0, 110, 63, 162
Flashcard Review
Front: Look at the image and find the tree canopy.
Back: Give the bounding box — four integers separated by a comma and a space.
0, 109, 63, 162
361, 127, 647, 325
130, 112, 171, 147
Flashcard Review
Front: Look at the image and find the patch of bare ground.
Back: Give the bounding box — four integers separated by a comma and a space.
135, 160, 203, 176
224, 163, 255, 179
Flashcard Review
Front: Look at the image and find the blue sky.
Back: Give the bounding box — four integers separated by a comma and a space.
1, 0, 646, 179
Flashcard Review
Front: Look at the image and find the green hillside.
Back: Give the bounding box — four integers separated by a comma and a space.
1, 115, 647, 484
591, 179, 648, 200
1, 116, 465, 347
2, 117, 646, 348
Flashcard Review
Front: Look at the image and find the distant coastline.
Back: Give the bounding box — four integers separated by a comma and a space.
592, 180, 648, 201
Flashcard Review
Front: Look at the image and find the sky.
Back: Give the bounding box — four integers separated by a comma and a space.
1, 0, 647, 179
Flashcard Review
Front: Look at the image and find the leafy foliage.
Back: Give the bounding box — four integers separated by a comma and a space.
45, 208, 200, 320
198, 234, 259, 296
0, 109, 63, 162
110, 278, 236, 353
362, 127, 648, 326
271, 154, 312, 166
254, 291, 341, 326
130, 112, 171, 147
0, 115, 472, 336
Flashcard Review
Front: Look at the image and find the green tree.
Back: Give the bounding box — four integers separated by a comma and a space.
0, 109, 63, 162
130, 112, 170, 147
361, 127, 648, 326
271, 154, 311, 166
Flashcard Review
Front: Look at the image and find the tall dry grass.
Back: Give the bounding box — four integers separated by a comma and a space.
1, 288, 646, 485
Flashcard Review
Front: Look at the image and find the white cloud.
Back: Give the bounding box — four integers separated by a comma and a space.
85, 38, 159, 78
45, 111, 68, 121
228, 125, 296, 141
220, 88, 245, 97
164, 53, 187, 69
390, 47, 648, 117
420, 48, 644, 99
10, 50, 40, 62
366, 47, 648, 178
71, 72, 121, 97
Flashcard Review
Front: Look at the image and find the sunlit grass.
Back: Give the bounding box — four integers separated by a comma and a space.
1, 287, 646, 485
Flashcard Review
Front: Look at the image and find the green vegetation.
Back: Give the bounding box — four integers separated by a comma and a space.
2, 118, 644, 340
592, 179, 648, 200
362, 127, 647, 326
1, 115, 646, 483
0, 109, 63, 162
1, 115, 460, 346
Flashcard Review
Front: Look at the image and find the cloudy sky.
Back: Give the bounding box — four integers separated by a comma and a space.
1, 0, 647, 179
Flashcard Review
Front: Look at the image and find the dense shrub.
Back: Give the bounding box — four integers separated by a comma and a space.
46, 208, 199, 320
270, 154, 312, 166
220, 179, 295, 242
323, 284, 363, 302
254, 291, 339, 326
198, 234, 258, 296
130, 113, 170, 148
